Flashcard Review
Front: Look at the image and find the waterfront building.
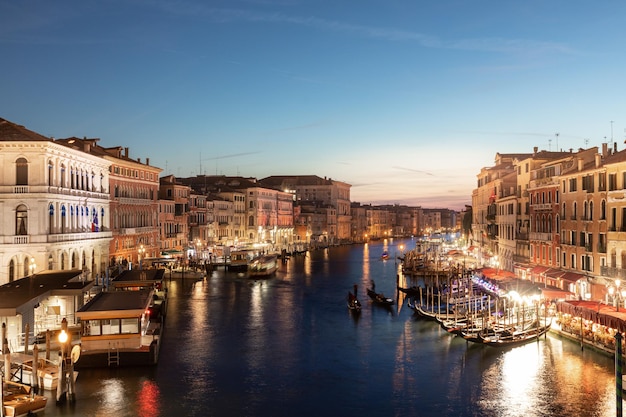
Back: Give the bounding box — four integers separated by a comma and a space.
595, 144, 626, 304
180, 175, 295, 249
56, 140, 162, 269
350, 203, 369, 242
259, 175, 352, 244
510, 150, 571, 279
602, 145, 626, 288
158, 175, 190, 258
366, 206, 393, 239
298, 202, 336, 246
103, 148, 161, 268
496, 189, 517, 274
559, 146, 607, 299
0, 118, 112, 284
471, 153, 527, 266
247, 183, 294, 249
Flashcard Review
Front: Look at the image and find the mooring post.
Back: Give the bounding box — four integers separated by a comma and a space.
616, 332, 623, 417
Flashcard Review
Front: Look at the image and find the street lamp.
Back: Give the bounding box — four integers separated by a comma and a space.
138, 245, 145, 270
56, 317, 75, 403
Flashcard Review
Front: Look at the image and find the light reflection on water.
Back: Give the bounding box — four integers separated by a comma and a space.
42, 240, 621, 416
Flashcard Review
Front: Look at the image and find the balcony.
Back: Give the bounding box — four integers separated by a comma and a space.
0, 185, 109, 200
118, 226, 159, 235
530, 203, 553, 211
529, 232, 552, 242
47, 230, 113, 243
601, 266, 626, 280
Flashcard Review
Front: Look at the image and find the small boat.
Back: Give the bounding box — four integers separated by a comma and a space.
347, 285, 362, 313
397, 285, 420, 297
479, 321, 551, 347
229, 249, 255, 272
9, 352, 77, 391
3, 380, 47, 417
381, 251, 390, 260
248, 254, 278, 278
366, 282, 394, 307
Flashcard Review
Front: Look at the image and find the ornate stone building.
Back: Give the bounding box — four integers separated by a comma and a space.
0, 118, 111, 284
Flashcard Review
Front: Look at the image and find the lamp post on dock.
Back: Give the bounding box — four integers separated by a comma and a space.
56, 318, 76, 404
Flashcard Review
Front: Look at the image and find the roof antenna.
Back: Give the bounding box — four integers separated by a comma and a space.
555, 133, 559, 152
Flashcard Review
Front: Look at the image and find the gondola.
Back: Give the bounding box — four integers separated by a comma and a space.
479, 321, 551, 347
397, 285, 420, 297
367, 282, 394, 307
347, 284, 362, 313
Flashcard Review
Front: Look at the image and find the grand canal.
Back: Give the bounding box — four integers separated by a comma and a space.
41, 239, 617, 416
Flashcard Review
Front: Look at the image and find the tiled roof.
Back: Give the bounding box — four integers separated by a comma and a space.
259, 175, 331, 187
0, 118, 53, 142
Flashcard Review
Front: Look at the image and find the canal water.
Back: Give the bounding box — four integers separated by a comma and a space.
42, 239, 617, 416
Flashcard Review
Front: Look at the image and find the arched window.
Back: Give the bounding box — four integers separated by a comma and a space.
49, 204, 54, 234
601, 200, 606, 220
9, 259, 15, 282
16, 157, 28, 185
23, 256, 29, 277
61, 253, 66, 270
60, 165, 66, 187
589, 201, 594, 221
72, 252, 77, 269
61, 205, 66, 233
16, 204, 27, 235
48, 254, 53, 270
48, 161, 54, 186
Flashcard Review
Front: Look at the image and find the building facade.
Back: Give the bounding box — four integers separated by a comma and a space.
0, 118, 112, 284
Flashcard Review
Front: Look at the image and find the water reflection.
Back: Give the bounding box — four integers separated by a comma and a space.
40, 240, 625, 416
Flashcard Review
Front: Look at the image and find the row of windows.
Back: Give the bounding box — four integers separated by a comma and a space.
111, 165, 155, 181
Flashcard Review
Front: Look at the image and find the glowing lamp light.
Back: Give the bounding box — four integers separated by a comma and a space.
58, 329, 68, 344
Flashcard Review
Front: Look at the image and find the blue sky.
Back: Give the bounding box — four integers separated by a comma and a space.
2, 1, 626, 211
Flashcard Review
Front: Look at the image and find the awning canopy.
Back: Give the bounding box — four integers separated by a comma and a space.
556, 300, 626, 333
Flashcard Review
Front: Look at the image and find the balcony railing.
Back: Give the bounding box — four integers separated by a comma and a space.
46, 231, 112, 243
530, 203, 553, 211
601, 266, 626, 280
529, 232, 552, 241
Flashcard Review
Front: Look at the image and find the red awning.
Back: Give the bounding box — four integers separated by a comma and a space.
541, 287, 574, 300
558, 271, 586, 284
556, 300, 626, 333
531, 266, 550, 274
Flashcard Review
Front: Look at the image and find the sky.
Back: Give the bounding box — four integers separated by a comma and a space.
2, 1, 626, 211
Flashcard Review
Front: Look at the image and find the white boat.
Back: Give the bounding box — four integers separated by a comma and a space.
248, 254, 278, 278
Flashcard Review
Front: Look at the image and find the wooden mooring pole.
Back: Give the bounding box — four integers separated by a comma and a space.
616, 332, 623, 417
